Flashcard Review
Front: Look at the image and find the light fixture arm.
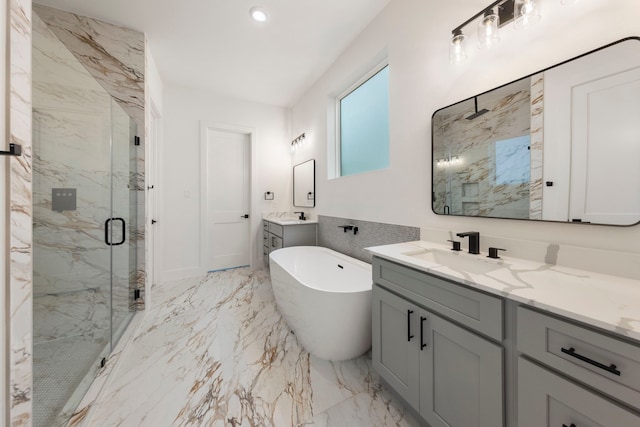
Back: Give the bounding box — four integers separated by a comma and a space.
452, 0, 514, 34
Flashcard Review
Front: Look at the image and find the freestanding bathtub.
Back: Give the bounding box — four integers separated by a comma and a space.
269, 246, 373, 361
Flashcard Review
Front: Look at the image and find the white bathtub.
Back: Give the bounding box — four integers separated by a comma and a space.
269, 246, 372, 361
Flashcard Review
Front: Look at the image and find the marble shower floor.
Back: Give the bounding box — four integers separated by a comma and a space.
73, 267, 421, 427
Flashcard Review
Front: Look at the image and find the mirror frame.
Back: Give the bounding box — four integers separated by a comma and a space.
431, 37, 640, 226
293, 159, 315, 208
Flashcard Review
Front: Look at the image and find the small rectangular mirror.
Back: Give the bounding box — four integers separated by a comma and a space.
432, 38, 640, 226
293, 159, 315, 208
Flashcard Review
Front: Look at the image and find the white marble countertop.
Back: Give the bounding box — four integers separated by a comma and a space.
366, 241, 640, 342
264, 218, 318, 226
262, 212, 318, 226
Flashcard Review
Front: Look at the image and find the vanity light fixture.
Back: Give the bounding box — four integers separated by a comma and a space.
450, 29, 467, 64
250, 7, 268, 22
514, 0, 541, 29
450, 0, 545, 64
477, 8, 500, 49
436, 155, 460, 167
291, 132, 306, 152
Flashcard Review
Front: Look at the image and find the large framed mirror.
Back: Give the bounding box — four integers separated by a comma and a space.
293, 159, 315, 208
432, 37, 640, 226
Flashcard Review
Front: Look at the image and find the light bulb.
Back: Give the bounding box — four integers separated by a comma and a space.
450, 30, 467, 64
515, 0, 541, 29
478, 9, 500, 49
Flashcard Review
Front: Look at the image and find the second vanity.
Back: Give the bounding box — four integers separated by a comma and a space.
367, 241, 640, 427
263, 216, 317, 258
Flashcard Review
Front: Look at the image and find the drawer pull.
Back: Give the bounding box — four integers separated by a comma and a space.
407, 310, 414, 342
562, 424, 576, 427
560, 347, 621, 376
420, 316, 427, 350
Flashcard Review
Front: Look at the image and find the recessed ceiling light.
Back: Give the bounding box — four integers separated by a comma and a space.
250, 7, 268, 23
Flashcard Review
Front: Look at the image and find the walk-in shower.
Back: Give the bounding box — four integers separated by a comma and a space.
32, 12, 138, 427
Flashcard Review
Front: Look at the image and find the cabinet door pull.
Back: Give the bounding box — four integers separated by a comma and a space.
560, 347, 621, 376
407, 310, 414, 341
420, 316, 427, 350
562, 424, 576, 427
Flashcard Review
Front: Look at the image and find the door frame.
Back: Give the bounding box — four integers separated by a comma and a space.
199, 121, 256, 275
148, 100, 162, 306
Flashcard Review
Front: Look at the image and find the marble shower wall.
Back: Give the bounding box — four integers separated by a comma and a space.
529, 73, 544, 220
433, 78, 532, 219
318, 216, 420, 264
32, 4, 146, 309
8, 0, 34, 425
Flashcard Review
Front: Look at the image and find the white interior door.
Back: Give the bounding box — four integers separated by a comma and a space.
543, 41, 640, 223
203, 127, 250, 272
569, 68, 640, 224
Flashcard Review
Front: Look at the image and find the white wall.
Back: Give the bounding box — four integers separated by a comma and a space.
145, 43, 163, 303
162, 85, 290, 280
291, 0, 640, 256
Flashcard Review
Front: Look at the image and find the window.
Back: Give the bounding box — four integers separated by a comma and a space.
495, 135, 531, 185
337, 64, 389, 177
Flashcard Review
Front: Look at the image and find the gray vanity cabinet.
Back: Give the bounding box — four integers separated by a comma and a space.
263, 220, 317, 260
372, 260, 504, 427
420, 312, 503, 427
372, 285, 420, 408
518, 357, 640, 427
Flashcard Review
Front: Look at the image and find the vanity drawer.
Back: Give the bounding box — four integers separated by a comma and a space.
518, 357, 640, 427
269, 222, 283, 238
518, 306, 640, 408
263, 221, 269, 230
373, 257, 503, 341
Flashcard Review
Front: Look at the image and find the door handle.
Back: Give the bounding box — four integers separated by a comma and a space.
241, 214, 249, 219
420, 316, 427, 350
105, 218, 126, 246
407, 310, 414, 342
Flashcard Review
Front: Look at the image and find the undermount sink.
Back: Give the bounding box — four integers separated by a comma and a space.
402, 248, 502, 274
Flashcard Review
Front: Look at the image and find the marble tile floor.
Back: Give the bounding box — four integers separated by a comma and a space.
72, 267, 421, 427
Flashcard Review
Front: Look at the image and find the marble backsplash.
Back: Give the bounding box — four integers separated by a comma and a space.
318, 215, 420, 264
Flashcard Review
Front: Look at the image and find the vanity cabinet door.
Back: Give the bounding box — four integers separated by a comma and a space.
420, 312, 504, 427
372, 285, 420, 408
518, 358, 640, 427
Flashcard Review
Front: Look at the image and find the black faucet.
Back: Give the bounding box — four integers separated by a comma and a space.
294, 211, 306, 220
338, 224, 358, 235
456, 231, 480, 254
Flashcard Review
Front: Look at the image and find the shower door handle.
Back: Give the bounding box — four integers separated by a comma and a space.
105, 218, 126, 246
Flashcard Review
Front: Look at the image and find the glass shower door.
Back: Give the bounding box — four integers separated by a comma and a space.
32, 102, 115, 427
109, 101, 137, 350
32, 100, 138, 427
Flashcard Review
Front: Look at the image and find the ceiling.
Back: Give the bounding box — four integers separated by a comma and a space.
34, 0, 391, 107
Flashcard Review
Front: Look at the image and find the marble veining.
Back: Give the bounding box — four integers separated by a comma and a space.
367, 241, 640, 342
9, 0, 34, 425
33, 3, 146, 309
71, 268, 420, 427
529, 73, 544, 219
433, 78, 532, 219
